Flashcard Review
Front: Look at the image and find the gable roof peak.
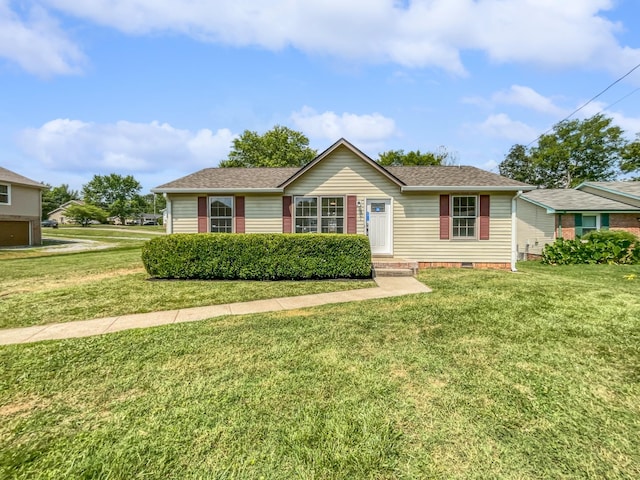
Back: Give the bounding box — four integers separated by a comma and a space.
277, 137, 406, 188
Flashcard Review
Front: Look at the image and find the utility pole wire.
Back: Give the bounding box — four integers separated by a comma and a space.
526, 61, 640, 147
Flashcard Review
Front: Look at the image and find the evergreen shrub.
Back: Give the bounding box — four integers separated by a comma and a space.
141, 233, 372, 280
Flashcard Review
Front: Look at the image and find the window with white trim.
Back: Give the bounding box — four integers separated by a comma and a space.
209, 197, 233, 233
0, 183, 9, 204
295, 196, 344, 233
321, 197, 344, 233
452, 195, 476, 238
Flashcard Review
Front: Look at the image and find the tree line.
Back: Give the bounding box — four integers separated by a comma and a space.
499, 113, 640, 188
43, 176, 165, 226
224, 121, 640, 185
219, 125, 456, 168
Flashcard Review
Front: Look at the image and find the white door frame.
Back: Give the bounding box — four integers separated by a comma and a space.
366, 198, 393, 256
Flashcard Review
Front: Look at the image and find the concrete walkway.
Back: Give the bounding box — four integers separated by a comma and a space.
0, 277, 431, 346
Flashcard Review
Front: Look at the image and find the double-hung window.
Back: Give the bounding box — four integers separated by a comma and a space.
210, 197, 233, 233
0, 184, 9, 205
452, 196, 476, 238
295, 196, 344, 233
581, 214, 598, 235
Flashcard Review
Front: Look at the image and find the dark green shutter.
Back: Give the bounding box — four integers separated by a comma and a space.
600, 213, 609, 230
574, 213, 583, 237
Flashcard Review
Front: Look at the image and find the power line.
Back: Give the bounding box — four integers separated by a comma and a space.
599, 86, 640, 112
526, 61, 640, 147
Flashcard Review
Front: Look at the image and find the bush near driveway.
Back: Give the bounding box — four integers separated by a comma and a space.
141, 233, 373, 280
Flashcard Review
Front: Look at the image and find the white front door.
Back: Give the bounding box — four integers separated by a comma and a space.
366, 198, 392, 255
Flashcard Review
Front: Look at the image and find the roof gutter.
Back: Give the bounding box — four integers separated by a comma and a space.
401, 185, 534, 192
151, 188, 284, 194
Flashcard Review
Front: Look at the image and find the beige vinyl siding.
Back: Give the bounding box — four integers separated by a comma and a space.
170, 195, 198, 233
284, 145, 400, 235
393, 193, 514, 263
286, 148, 514, 262
244, 195, 281, 233
516, 198, 555, 257
579, 186, 640, 208
0, 184, 40, 217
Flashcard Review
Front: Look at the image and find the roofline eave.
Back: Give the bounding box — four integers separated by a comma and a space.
518, 195, 556, 212
577, 182, 640, 202
152, 188, 284, 194
401, 185, 534, 192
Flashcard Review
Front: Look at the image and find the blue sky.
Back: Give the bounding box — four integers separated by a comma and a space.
2, 0, 640, 193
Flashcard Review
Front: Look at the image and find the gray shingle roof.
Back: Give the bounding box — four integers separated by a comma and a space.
386, 166, 531, 187
154, 167, 300, 190
154, 165, 531, 191
521, 188, 640, 212
581, 181, 640, 199
0, 167, 45, 188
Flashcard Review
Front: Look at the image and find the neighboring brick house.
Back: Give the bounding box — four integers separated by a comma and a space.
516, 181, 640, 259
0, 167, 46, 247
153, 138, 534, 270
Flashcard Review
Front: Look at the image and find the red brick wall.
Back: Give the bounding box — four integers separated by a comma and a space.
559, 213, 639, 239
610, 213, 640, 237
559, 214, 576, 240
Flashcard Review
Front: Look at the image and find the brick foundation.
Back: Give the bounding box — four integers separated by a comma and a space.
418, 261, 511, 270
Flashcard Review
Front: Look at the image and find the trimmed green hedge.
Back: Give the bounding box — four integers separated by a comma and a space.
141, 233, 373, 280
542, 230, 639, 265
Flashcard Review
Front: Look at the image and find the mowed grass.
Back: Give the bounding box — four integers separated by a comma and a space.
1, 263, 638, 479
0, 244, 374, 329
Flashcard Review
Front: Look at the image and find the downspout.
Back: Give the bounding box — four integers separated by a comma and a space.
164, 193, 173, 234
511, 191, 522, 272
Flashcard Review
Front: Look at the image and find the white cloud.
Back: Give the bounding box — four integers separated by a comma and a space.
492, 85, 567, 117
35, 0, 640, 76
18, 119, 236, 173
473, 113, 539, 142
578, 102, 640, 136
0, 1, 84, 76
291, 107, 397, 146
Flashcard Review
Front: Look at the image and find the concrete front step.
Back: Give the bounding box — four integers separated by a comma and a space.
373, 267, 415, 277
372, 258, 418, 277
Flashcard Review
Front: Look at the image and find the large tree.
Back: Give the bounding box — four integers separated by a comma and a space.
377, 148, 453, 166
64, 204, 109, 226
621, 133, 640, 179
82, 174, 143, 225
41, 183, 79, 219
219, 125, 317, 168
499, 114, 627, 188
498, 144, 539, 185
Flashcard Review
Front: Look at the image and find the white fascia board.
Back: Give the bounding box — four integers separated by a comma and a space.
517, 195, 556, 213
577, 182, 640, 202
151, 188, 283, 194
401, 185, 534, 192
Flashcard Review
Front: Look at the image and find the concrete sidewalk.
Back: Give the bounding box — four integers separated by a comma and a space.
0, 276, 431, 345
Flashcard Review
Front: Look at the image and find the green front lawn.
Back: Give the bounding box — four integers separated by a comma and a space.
1, 263, 638, 479
0, 246, 374, 329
